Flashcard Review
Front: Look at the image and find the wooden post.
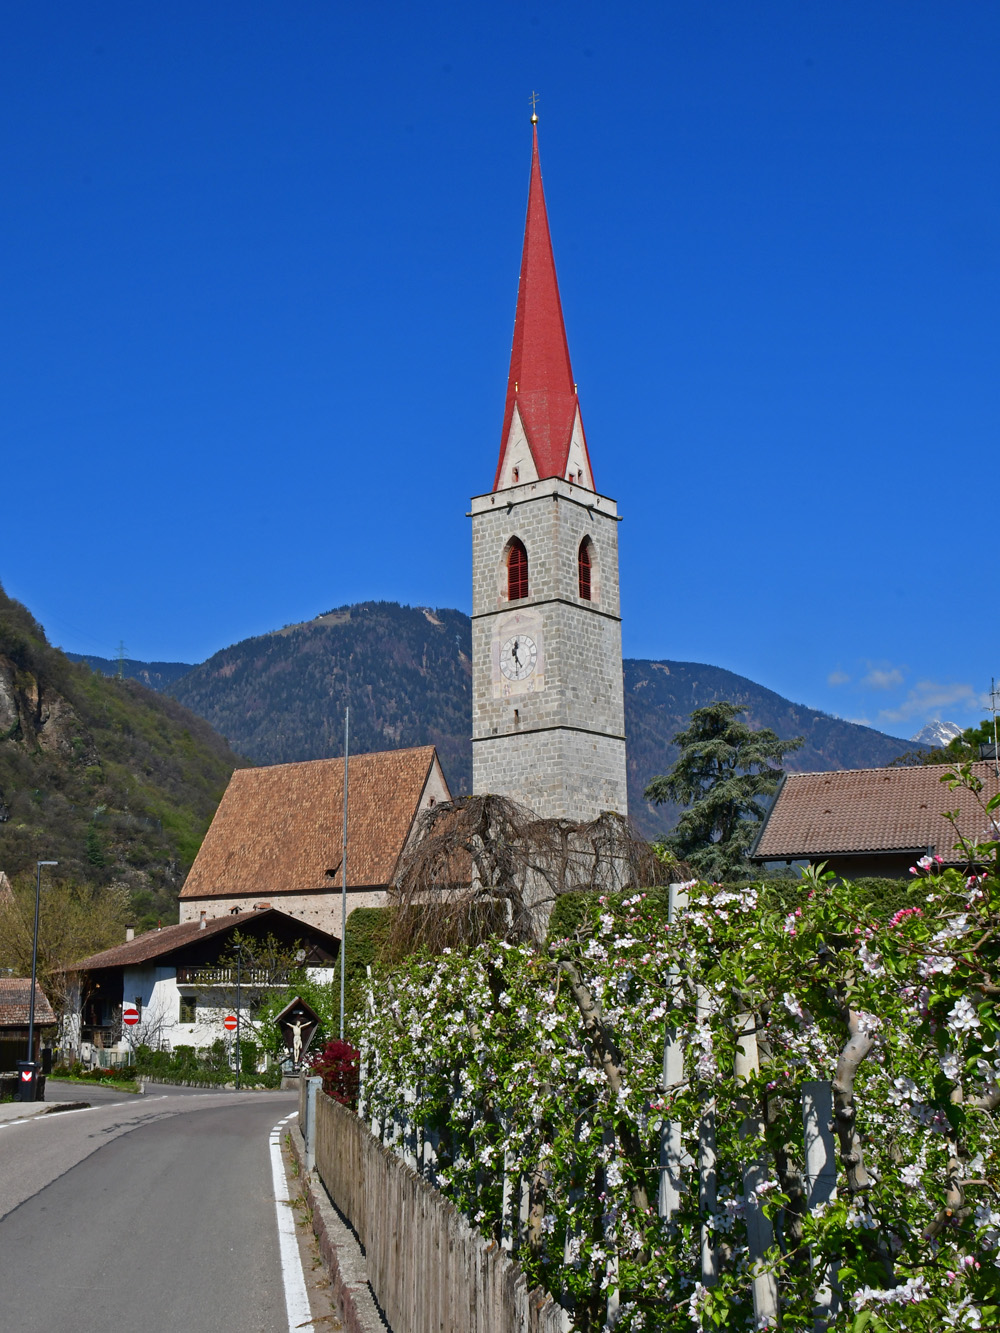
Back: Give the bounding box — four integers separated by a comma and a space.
604, 1126, 620, 1327
696, 985, 719, 1288
735, 1011, 779, 1325
500, 1109, 516, 1251
802, 1080, 840, 1330
658, 883, 688, 1219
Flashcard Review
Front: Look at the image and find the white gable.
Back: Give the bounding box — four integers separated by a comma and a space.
495, 403, 539, 490
563, 407, 593, 490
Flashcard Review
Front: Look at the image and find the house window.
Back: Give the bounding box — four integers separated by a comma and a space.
507, 539, 528, 600
512, 466, 519, 484
179, 995, 197, 1023
578, 540, 592, 601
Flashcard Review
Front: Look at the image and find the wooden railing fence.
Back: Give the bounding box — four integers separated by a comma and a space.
306, 1086, 567, 1333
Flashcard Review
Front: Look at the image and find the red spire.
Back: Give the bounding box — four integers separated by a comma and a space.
494, 125, 592, 490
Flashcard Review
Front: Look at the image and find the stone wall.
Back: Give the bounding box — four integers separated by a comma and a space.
179, 887, 388, 934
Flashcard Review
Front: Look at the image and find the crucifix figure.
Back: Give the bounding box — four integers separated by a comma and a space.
289, 1017, 306, 1064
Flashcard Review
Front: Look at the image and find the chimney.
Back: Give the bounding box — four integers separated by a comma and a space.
199, 911, 207, 930
125, 925, 135, 942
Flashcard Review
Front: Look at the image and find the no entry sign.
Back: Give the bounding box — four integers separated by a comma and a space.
223, 1014, 238, 1031
123, 1009, 140, 1027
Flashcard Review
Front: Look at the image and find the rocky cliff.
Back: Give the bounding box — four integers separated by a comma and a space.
0, 584, 247, 928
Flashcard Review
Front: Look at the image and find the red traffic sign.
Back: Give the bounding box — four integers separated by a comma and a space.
20, 1070, 33, 1082
223, 1014, 238, 1032
123, 1009, 140, 1027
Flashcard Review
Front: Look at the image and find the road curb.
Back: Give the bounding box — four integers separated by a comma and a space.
0, 1100, 91, 1124
287, 1122, 388, 1332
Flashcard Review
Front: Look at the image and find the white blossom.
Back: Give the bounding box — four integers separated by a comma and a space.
948, 996, 980, 1034
918, 952, 956, 978
940, 1048, 962, 1081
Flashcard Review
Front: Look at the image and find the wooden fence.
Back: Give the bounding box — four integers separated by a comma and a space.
308, 1087, 567, 1333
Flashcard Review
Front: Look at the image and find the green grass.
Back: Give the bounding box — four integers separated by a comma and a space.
48, 1074, 141, 1095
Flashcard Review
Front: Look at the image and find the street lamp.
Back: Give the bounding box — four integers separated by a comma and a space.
234, 936, 242, 1092
27, 861, 58, 1071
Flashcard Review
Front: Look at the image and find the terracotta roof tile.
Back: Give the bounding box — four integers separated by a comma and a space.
753, 762, 1000, 862
180, 746, 443, 901
0, 978, 57, 1027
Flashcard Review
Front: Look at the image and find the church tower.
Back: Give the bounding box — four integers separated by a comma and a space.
470, 121, 627, 821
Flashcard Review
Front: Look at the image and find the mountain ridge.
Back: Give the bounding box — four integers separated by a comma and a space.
67, 601, 917, 841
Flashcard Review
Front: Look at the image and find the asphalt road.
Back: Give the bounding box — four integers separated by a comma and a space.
0, 1087, 301, 1332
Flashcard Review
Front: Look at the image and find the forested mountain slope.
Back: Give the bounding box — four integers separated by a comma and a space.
64, 652, 193, 692
623, 659, 918, 838
166, 601, 915, 840
0, 584, 247, 928
171, 602, 472, 800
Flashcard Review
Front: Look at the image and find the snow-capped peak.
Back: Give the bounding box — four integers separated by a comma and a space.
910, 720, 964, 747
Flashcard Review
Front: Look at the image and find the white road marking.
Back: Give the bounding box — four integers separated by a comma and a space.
269, 1111, 311, 1333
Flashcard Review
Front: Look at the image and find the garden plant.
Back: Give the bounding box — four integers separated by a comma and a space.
357, 764, 1000, 1330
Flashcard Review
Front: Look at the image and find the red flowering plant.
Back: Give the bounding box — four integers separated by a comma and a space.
308, 1038, 360, 1108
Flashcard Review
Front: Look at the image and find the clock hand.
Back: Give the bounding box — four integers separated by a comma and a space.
512, 640, 521, 667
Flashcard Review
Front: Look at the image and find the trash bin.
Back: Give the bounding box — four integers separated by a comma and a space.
17, 1061, 38, 1102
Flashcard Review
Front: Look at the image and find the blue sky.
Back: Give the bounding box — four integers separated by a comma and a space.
3, 2, 998, 740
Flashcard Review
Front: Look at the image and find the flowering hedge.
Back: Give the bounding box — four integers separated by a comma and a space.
358, 774, 1000, 1331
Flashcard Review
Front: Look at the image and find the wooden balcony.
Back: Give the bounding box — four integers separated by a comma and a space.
174, 966, 290, 987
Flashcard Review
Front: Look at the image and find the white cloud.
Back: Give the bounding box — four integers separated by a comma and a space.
862, 666, 905, 691
827, 669, 850, 686
878, 680, 991, 726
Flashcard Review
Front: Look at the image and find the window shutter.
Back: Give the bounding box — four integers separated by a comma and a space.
507, 540, 529, 600
578, 541, 592, 600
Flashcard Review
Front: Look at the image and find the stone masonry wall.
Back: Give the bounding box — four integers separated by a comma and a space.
472, 728, 627, 822
179, 887, 387, 936
470, 476, 627, 819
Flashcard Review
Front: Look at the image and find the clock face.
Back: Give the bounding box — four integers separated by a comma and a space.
499, 634, 537, 681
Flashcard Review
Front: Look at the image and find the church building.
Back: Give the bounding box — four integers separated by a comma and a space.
470, 120, 628, 822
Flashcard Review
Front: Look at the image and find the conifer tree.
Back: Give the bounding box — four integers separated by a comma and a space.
644, 701, 802, 878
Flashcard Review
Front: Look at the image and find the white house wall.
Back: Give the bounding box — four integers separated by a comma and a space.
110, 963, 339, 1060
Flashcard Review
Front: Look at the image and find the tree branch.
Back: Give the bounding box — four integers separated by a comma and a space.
556, 958, 650, 1216
832, 1010, 874, 1196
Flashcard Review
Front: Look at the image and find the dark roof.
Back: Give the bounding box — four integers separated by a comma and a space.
180, 746, 444, 901
0, 978, 57, 1027
70, 907, 338, 972
752, 761, 1000, 862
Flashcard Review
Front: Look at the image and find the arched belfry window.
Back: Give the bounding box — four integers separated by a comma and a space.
578, 539, 592, 601
507, 539, 529, 600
